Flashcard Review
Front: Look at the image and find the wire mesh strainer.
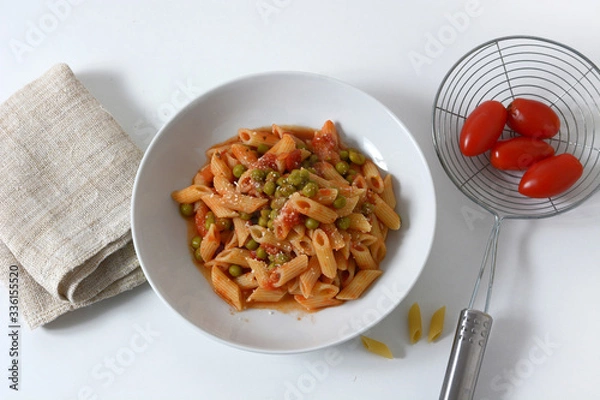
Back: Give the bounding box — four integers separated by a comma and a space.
432, 36, 600, 400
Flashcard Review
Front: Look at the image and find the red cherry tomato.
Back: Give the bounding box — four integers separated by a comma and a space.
490, 137, 555, 170
460, 100, 508, 156
507, 98, 560, 139
518, 154, 583, 198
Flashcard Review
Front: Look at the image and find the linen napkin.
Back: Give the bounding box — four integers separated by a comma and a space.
0, 63, 146, 329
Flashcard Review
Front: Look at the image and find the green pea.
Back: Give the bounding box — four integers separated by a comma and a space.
335, 161, 350, 176
256, 247, 268, 259
336, 216, 351, 230
339, 150, 349, 161
257, 143, 270, 155
271, 197, 286, 209
263, 180, 276, 196
267, 219, 274, 230
179, 203, 194, 217
232, 164, 247, 179
260, 209, 271, 218
333, 196, 347, 209
266, 171, 280, 182
190, 236, 202, 249
194, 247, 204, 262
299, 169, 309, 180
239, 212, 252, 221
245, 238, 259, 251
361, 202, 374, 215
274, 252, 290, 265
205, 211, 215, 230
251, 169, 266, 181
269, 209, 278, 220
302, 181, 318, 198
309, 154, 319, 165
228, 264, 243, 277
305, 217, 320, 230
279, 184, 296, 197
258, 216, 269, 227
268, 262, 276, 270
216, 218, 232, 231
348, 149, 366, 165
276, 176, 287, 186
296, 142, 307, 150
288, 170, 304, 186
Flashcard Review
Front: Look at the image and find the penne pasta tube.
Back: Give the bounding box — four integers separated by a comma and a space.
210, 151, 233, 181
200, 194, 239, 218
336, 269, 382, 300
230, 143, 258, 167
288, 192, 338, 224
238, 128, 280, 147
171, 184, 213, 204
373, 194, 401, 230
347, 213, 372, 233
350, 243, 378, 270
381, 174, 397, 208
360, 335, 393, 359
234, 272, 259, 290
200, 224, 221, 262
267, 134, 296, 155
213, 248, 252, 267
312, 228, 337, 278
362, 160, 385, 194
299, 256, 321, 298
246, 258, 270, 289
408, 302, 422, 344
211, 266, 243, 311
294, 295, 343, 311
428, 306, 446, 342
247, 287, 287, 303
269, 255, 309, 287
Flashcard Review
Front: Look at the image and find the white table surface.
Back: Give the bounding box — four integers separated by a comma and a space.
2, 1, 600, 399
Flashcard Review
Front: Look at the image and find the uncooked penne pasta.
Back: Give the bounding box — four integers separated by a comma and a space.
408, 302, 422, 344
173, 120, 403, 312
428, 306, 446, 343
360, 335, 393, 359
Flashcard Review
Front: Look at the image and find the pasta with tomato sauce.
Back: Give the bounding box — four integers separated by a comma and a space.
171, 120, 401, 311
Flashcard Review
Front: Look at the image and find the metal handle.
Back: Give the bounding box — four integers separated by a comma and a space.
439, 309, 493, 400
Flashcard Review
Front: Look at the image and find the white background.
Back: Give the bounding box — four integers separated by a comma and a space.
2, 1, 600, 399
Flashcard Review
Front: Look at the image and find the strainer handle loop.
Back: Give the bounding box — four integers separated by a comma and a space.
439, 308, 493, 400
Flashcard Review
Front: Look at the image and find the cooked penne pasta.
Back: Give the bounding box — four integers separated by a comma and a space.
428, 306, 446, 342
173, 120, 403, 312
408, 302, 422, 344
336, 270, 382, 300
312, 228, 337, 278
247, 287, 287, 303
211, 266, 243, 311
373, 194, 401, 230
381, 174, 396, 208
363, 160, 385, 194
288, 192, 338, 224
171, 184, 213, 204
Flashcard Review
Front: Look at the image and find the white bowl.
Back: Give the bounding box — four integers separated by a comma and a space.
131, 72, 436, 353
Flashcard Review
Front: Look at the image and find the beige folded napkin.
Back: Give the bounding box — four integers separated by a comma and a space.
0, 63, 146, 329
